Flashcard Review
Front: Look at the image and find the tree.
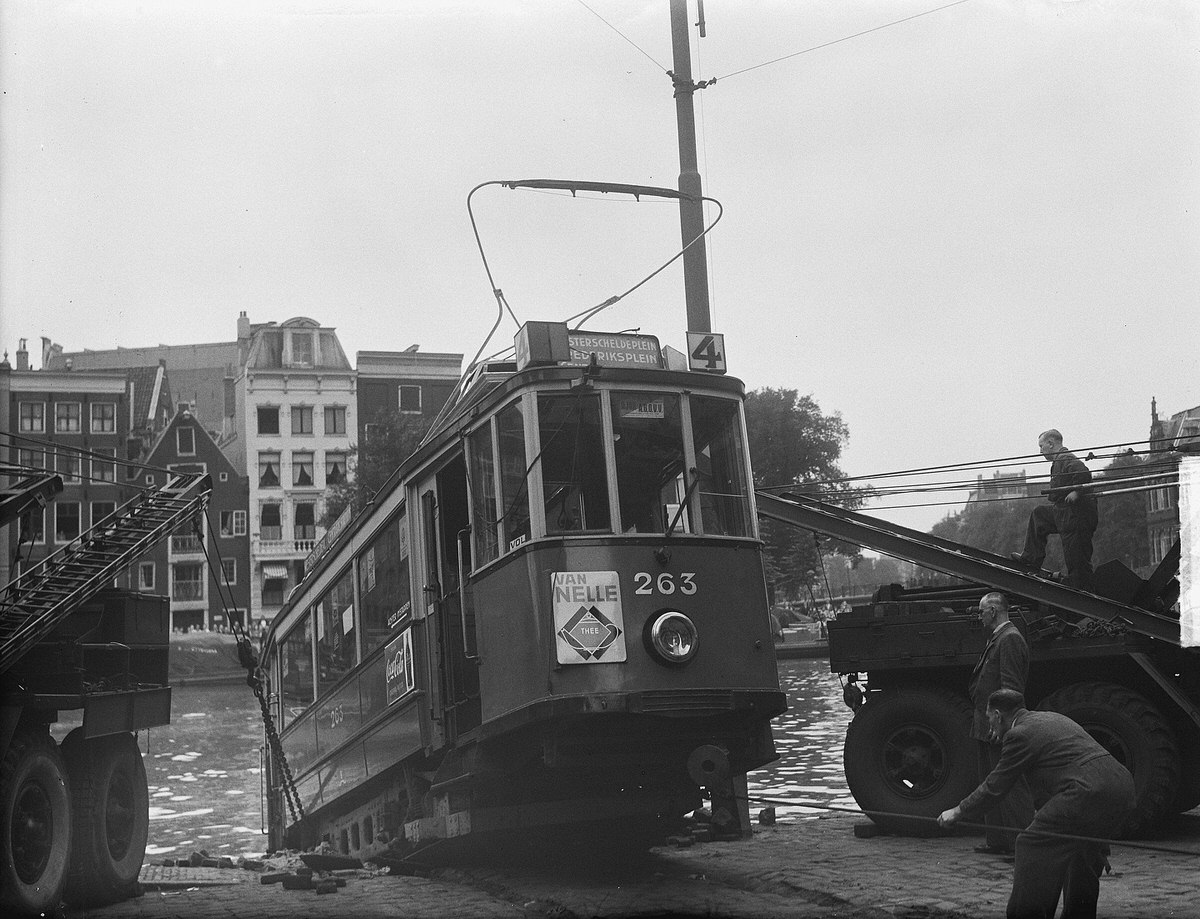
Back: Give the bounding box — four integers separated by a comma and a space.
1092, 450, 1150, 570
321, 408, 433, 526
743, 388, 865, 601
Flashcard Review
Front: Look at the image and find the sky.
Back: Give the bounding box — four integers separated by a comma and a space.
2, 0, 1197, 532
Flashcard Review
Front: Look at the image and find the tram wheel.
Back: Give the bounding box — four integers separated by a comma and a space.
843, 687, 977, 837
62, 730, 150, 906
1037, 682, 1180, 838
0, 727, 72, 917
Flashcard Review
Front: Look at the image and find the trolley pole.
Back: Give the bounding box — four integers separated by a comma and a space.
669, 0, 711, 334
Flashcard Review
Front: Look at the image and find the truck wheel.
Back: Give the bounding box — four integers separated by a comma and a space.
61, 730, 150, 906
0, 728, 72, 916
843, 687, 977, 836
1037, 682, 1179, 837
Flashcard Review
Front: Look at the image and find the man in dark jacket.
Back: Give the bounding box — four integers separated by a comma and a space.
938, 689, 1135, 919
968, 592, 1033, 854
1011, 429, 1097, 589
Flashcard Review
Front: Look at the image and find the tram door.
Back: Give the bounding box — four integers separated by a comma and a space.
419, 454, 481, 743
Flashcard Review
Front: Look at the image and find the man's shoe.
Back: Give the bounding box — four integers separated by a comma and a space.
1008, 553, 1040, 571
974, 843, 1014, 856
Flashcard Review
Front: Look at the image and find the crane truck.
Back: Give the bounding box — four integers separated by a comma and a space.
758, 491, 1198, 838
0, 471, 211, 915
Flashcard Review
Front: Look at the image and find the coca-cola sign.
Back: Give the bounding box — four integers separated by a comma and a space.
385, 629, 414, 705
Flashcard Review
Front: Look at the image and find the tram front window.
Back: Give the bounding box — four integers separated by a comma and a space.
612, 392, 686, 534
538, 393, 611, 534
690, 395, 754, 537
497, 401, 531, 550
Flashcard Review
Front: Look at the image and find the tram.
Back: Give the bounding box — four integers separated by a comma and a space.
259, 321, 786, 857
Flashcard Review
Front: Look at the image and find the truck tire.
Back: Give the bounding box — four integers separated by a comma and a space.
61, 730, 150, 906
0, 728, 72, 916
1037, 682, 1180, 837
843, 687, 977, 836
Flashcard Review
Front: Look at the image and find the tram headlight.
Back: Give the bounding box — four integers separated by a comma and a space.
645, 610, 698, 665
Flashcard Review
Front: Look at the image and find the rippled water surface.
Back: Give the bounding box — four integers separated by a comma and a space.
70, 659, 851, 857
746, 658, 857, 820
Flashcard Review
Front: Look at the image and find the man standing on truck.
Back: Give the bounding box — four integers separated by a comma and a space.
1011, 429, 1097, 589
938, 689, 1135, 919
969, 592, 1033, 855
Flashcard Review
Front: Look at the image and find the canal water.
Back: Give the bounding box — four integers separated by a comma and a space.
59, 659, 854, 860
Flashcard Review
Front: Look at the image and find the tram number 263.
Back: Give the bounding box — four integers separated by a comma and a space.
633, 572, 697, 596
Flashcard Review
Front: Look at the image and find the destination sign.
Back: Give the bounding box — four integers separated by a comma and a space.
566, 333, 663, 369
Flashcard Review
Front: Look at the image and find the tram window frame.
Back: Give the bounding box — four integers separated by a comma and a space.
316, 566, 357, 696
496, 399, 531, 552
467, 420, 500, 566
536, 392, 612, 535
359, 509, 413, 655
688, 394, 755, 538
610, 390, 688, 535
280, 613, 315, 728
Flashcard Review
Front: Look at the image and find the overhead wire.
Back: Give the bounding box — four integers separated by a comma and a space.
570, 0, 669, 74
707, 0, 976, 85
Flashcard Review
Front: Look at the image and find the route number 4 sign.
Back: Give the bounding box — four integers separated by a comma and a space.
686, 331, 727, 374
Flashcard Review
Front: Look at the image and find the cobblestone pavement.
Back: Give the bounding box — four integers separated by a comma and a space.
67, 811, 1200, 919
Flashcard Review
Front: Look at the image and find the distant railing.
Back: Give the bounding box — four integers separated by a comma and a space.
172, 580, 204, 601
170, 534, 204, 553
255, 537, 316, 557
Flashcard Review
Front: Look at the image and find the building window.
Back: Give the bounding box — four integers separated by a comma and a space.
58, 453, 81, 483
290, 331, 314, 366
257, 406, 280, 435
19, 402, 45, 433
56, 502, 81, 543
219, 471, 229, 482
323, 405, 347, 435
55, 402, 82, 433
221, 558, 238, 585
91, 402, 116, 433
145, 474, 155, 486
17, 447, 45, 472
138, 562, 156, 590
172, 563, 205, 601
258, 452, 281, 488
20, 508, 45, 545
177, 426, 196, 455
92, 448, 116, 482
91, 501, 116, 527
292, 452, 314, 487
220, 510, 248, 537
294, 502, 317, 542
291, 406, 314, 435
260, 504, 282, 541
399, 385, 422, 414
326, 453, 347, 485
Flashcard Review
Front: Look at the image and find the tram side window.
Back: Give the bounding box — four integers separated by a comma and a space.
612, 392, 685, 534
468, 423, 500, 565
496, 401, 531, 551
538, 393, 611, 534
317, 567, 356, 695
360, 513, 413, 655
281, 615, 314, 728
689, 395, 754, 537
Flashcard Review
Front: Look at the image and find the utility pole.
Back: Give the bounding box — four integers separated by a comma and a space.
669, 0, 711, 334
